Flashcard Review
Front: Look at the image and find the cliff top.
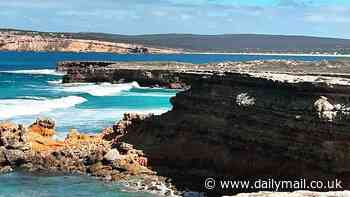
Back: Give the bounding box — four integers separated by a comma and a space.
58, 60, 350, 86
59, 59, 350, 74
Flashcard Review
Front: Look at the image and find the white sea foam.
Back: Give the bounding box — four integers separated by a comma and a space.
57, 82, 140, 96
9, 107, 169, 141
15, 96, 47, 100
44, 107, 168, 129
48, 79, 63, 84
0, 96, 87, 119
0, 69, 65, 76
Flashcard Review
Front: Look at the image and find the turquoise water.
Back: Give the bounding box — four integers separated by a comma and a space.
0, 172, 153, 197
0, 51, 335, 196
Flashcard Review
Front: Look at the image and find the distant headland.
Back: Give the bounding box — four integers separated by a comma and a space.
1, 28, 350, 55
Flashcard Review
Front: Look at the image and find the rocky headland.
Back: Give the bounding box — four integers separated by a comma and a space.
0, 31, 181, 53
3, 59, 350, 196
57, 60, 350, 196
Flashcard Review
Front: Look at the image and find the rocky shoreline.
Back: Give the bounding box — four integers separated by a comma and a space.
3, 59, 350, 196
57, 60, 350, 196
0, 117, 190, 196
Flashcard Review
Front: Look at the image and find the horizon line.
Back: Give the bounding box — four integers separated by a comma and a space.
1, 27, 349, 41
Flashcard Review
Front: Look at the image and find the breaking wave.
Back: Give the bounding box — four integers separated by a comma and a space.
47, 79, 63, 85
0, 96, 87, 119
9, 107, 169, 140
57, 82, 140, 96
0, 69, 65, 76
15, 96, 48, 100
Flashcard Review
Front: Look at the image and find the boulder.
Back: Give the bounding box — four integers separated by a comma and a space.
236, 93, 256, 107
0, 165, 13, 174
314, 96, 337, 121
104, 149, 121, 162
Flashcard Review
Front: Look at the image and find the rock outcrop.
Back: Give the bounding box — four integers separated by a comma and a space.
0, 122, 30, 171
0, 119, 172, 193
57, 61, 193, 89
28, 117, 56, 137
59, 60, 350, 195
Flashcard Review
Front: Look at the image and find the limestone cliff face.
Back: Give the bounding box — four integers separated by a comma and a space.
0, 33, 180, 53
59, 60, 350, 193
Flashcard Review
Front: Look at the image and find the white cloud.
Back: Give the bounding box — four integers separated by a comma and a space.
0, 0, 350, 38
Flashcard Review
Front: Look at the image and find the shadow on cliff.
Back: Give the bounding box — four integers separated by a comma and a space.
105, 73, 350, 196
112, 110, 350, 196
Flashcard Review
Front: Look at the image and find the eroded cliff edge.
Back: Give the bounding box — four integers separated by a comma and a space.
58, 60, 350, 195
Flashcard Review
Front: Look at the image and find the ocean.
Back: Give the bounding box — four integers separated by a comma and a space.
0, 51, 335, 196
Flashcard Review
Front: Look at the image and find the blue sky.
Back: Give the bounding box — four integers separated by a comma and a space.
1, 0, 350, 38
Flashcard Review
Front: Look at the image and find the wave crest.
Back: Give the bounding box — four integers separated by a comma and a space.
58, 82, 140, 96
0, 96, 87, 119
0, 69, 65, 76
48, 79, 63, 84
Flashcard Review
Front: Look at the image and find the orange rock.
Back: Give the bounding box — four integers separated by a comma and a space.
27, 131, 64, 152
28, 118, 56, 137
28, 124, 55, 137
0, 122, 18, 131
65, 129, 101, 144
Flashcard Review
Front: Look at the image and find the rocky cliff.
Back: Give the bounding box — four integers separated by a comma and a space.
0, 32, 180, 53
58, 60, 350, 195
